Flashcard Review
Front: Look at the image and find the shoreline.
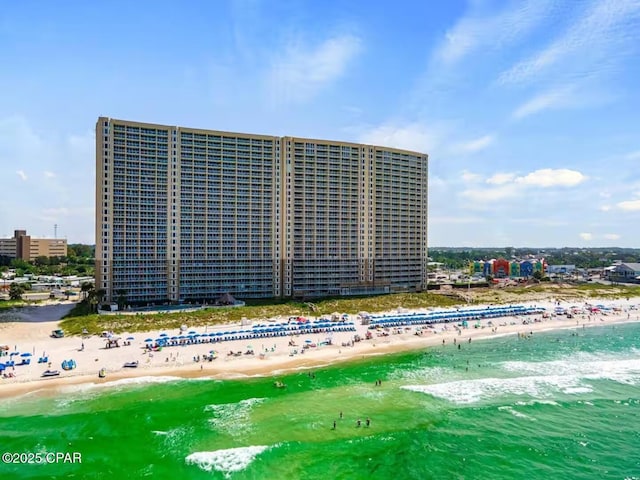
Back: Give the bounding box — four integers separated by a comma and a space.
1, 298, 638, 400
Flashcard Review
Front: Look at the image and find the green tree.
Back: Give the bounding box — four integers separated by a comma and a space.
80, 282, 94, 301
9, 282, 26, 300
115, 289, 127, 309
11, 258, 35, 274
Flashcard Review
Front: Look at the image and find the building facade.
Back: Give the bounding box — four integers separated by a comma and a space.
0, 230, 67, 261
609, 263, 640, 283
470, 259, 546, 279
96, 118, 428, 303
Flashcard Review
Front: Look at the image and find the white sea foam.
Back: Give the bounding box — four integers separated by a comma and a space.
185, 445, 271, 477
402, 350, 640, 404
402, 374, 591, 404
390, 366, 455, 383
514, 399, 560, 407
158, 426, 193, 450
501, 353, 640, 386
59, 375, 186, 396
498, 405, 536, 420
52, 376, 192, 408
206, 398, 266, 437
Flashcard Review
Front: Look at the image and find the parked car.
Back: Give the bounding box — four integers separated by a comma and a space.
50, 329, 64, 338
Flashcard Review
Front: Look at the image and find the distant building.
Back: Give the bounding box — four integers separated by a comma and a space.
546, 265, 576, 275
469, 258, 546, 279
0, 229, 67, 261
609, 263, 640, 283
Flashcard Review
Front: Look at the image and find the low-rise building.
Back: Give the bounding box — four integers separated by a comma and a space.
546, 265, 576, 275
609, 263, 640, 283
0, 229, 67, 261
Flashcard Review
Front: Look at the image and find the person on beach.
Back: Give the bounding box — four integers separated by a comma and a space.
340, 411, 343, 419
333, 420, 337, 430
366, 417, 370, 427
357, 419, 361, 427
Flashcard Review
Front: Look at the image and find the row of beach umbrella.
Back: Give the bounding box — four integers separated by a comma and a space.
369, 306, 544, 327
143, 322, 356, 345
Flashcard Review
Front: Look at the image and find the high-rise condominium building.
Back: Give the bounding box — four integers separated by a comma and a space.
96, 117, 428, 304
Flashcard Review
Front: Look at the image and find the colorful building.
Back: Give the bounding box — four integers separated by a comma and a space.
468, 259, 546, 279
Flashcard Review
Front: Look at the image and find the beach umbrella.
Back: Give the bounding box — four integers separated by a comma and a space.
305, 339, 313, 343
0, 363, 5, 371
10, 352, 19, 356
171, 336, 178, 340
144, 338, 153, 343
21, 352, 32, 357
159, 333, 168, 337
126, 336, 135, 341
188, 330, 197, 335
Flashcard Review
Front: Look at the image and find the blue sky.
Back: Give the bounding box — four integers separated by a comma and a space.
1, 0, 639, 247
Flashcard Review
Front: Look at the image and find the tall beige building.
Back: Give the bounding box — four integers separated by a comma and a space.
96, 117, 428, 303
0, 229, 67, 261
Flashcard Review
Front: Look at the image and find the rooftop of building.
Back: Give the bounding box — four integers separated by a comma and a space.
98, 116, 428, 158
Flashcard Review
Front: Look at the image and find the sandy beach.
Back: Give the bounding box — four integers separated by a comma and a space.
1, 297, 639, 399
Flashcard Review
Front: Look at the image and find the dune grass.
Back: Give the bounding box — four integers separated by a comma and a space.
59, 292, 462, 335
58, 284, 640, 335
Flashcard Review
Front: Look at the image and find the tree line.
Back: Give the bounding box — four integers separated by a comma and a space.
0, 244, 95, 277
429, 247, 640, 270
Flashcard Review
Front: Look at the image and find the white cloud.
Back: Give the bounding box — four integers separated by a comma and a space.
515, 168, 587, 187
604, 233, 620, 240
599, 191, 611, 198
267, 33, 362, 103
458, 168, 587, 206
453, 134, 494, 153
617, 199, 640, 211
625, 150, 640, 160
512, 87, 575, 119
434, 0, 557, 65
43, 171, 56, 178
499, 0, 640, 85
430, 176, 447, 188
599, 205, 611, 212
461, 170, 483, 183
579, 232, 593, 241
460, 184, 519, 203
0, 116, 95, 243
358, 122, 439, 153
486, 172, 516, 185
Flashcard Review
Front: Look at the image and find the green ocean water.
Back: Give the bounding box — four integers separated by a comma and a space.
2, 322, 640, 479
